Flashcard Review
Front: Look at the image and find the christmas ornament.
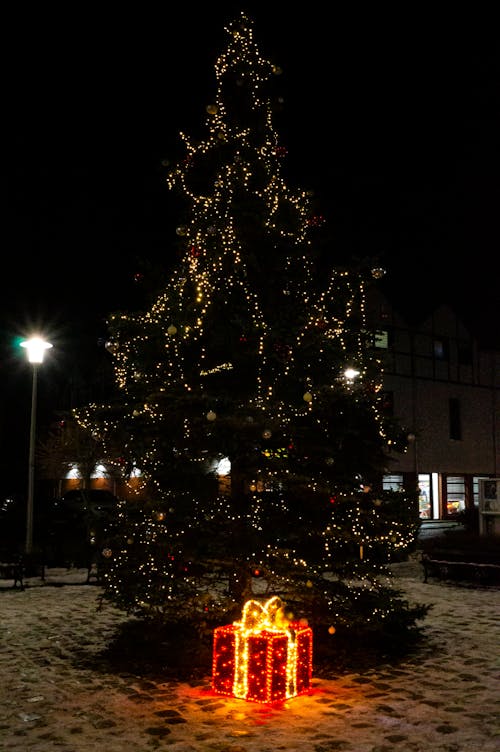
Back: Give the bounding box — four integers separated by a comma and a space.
303, 392, 313, 403
371, 267, 386, 279
262, 429, 272, 439
104, 340, 118, 354
167, 325, 177, 335
176, 225, 187, 236
206, 104, 218, 115
102, 548, 113, 558
207, 410, 217, 421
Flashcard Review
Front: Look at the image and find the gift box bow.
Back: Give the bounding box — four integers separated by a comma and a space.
234, 595, 291, 634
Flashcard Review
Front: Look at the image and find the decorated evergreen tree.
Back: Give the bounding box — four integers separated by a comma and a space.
76, 12, 426, 658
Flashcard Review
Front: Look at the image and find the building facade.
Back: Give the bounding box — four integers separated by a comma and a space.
59, 289, 500, 530
366, 288, 500, 528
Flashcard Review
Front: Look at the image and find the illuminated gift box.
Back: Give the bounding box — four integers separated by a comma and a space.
212, 596, 313, 703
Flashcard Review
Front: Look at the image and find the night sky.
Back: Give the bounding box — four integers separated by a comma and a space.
2, 5, 499, 493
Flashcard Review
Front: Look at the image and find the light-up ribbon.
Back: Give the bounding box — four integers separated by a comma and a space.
232, 596, 297, 699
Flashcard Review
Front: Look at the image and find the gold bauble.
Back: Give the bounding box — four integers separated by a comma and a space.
303, 391, 313, 403
206, 410, 217, 422
167, 325, 177, 335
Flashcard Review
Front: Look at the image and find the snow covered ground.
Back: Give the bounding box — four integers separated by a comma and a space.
0, 557, 499, 751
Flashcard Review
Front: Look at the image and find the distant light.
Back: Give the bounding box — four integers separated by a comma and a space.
20, 336, 53, 363
216, 457, 231, 476
344, 367, 360, 380
91, 464, 107, 478
65, 464, 81, 480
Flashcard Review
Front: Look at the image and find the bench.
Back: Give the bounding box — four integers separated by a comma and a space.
421, 551, 500, 585
0, 555, 24, 589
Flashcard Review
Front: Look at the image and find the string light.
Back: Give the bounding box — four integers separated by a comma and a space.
72, 11, 421, 643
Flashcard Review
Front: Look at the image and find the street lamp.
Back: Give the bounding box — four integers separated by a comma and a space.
20, 336, 53, 555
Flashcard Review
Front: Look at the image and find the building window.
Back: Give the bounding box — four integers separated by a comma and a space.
374, 329, 392, 349
434, 337, 449, 360
457, 341, 473, 365
418, 474, 432, 519
383, 474, 404, 492
446, 475, 465, 515
449, 398, 462, 440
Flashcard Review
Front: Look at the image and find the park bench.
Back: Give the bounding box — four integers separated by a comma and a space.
421, 549, 500, 585
0, 552, 24, 589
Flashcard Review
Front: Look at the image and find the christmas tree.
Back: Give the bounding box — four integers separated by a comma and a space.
76, 12, 427, 662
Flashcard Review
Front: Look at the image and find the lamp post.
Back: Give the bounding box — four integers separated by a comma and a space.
20, 336, 53, 555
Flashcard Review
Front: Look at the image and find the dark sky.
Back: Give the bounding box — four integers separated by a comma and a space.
5, 7, 499, 329
2, 5, 499, 490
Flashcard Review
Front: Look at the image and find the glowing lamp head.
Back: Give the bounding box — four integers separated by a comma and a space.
20, 337, 53, 363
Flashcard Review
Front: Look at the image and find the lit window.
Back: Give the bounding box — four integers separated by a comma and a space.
446, 475, 465, 515
374, 329, 392, 348
383, 474, 404, 491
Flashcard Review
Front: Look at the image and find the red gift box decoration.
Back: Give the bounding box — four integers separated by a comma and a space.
212, 596, 313, 703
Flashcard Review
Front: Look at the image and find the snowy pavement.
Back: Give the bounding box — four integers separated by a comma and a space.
0, 559, 499, 751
